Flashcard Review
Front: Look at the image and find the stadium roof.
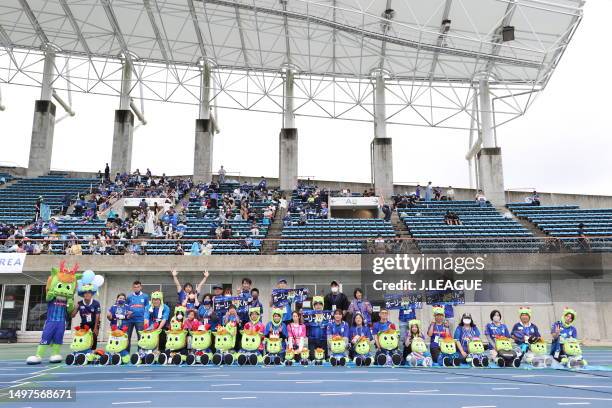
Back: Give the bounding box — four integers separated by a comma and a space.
0, 0, 584, 128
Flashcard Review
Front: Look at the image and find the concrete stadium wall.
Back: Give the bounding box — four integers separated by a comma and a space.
3, 253, 611, 344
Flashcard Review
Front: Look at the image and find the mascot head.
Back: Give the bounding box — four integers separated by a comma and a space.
562, 338, 582, 357
240, 329, 262, 351
213, 327, 235, 351
467, 337, 485, 354
47, 261, 81, 299
330, 335, 346, 354
440, 334, 457, 355
165, 329, 188, 351
378, 329, 399, 351
106, 325, 129, 354
70, 325, 93, 352
190, 327, 212, 351
530, 339, 548, 356
495, 336, 513, 352
411, 337, 428, 354
354, 336, 371, 356
265, 337, 282, 354
137, 323, 162, 350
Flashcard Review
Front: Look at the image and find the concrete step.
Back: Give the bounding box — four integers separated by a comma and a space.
261, 210, 284, 254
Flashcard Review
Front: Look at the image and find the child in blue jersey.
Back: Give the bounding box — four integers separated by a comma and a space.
72, 287, 101, 349
551, 307, 578, 361
485, 309, 510, 359
144, 291, 171, 351
511, 307, 541, 354
372, 309, 397, 349
306, 296, 328, 359
427, 306, 451, 363
197, 293, 219, 328
453, 313, 481, 361
126, 280, 149, 352
265, 308, 288, 357
349, 312, 372, 358
171, 269, 210, 305
269, 278, 293, 324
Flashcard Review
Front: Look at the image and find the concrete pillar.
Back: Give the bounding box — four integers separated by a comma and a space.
371, 74, 394, 199
111, 61, 134, 175
477, 147, 505, 206
194, 119, 214, 183
279, 128, 298, 191
110, 110, 134, 175
27, 51, 56, 177
279, 69, 297, 191
27, 100, 56, 177
477, 80, 505, 205
194, 64, 214, 183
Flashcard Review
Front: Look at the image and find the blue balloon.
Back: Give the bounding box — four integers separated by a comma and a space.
81, 270, 95, 284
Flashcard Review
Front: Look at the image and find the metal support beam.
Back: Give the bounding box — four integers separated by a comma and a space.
119, 60, 132, 110
428, 0, 453, 81
52, 90, 75, 117
130, 98, 147, 125
378, 0, 393, 70
187, 0, 208, 58
143, 0, 170, 64
234, 3, 251, 67
199, 63, 211, 120
485, 0, 517, 74
41, 51, 55, 101
280, 0, 292, 65
479, 79, 494, 148
58, 0, 92, 55
374, 74, 387, 139
283, 69, 295, 129
17, 0, 49, 45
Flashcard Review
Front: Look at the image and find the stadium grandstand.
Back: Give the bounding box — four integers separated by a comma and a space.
1, 1, 612, 407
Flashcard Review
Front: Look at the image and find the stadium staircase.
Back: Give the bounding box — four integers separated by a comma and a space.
261, 211, 283, 254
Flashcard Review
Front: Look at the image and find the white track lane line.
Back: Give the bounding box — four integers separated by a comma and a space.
320, 392, 352, 396
557, 403, 591, 406
111, 401, 151, 405
210, 383, 241, 387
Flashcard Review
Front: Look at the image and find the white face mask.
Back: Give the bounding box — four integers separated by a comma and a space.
331, 286, 339, 293
462, 319, 472, 325
493, 316, 501, 323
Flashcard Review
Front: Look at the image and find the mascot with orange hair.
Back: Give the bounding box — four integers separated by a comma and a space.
26, 261, 82, 365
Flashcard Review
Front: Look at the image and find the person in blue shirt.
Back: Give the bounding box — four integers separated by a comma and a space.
349, 312, 372, 358
269, 278, 293, 323
485, 309, 510, 359
250, 288, 264, 319
107, 293, 132, 328
257, 176, 267, 191
71, 288, 101, 349
126, 281, 149, 353
171, 269, 210, 305
265, 308, 288, 352
398, 304, 417, 349
197, 293, 219, 328
237, 278, 253, 323
551, 307, 578, 361
453, 313, 481, 361
372, 309, 397, 350
427, 306, 451, 363
306, 296, 328, 359
327, 309, 350, 353
144, 291, 171, 351
511, 307, 541, 354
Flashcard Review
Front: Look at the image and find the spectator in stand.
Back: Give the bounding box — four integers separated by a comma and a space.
324, 281, 350, 318
531, 190, 541, 206
415, 184, 421, 200
257, 176, 267, 191
434, 186, 442, 200
298, 211, 307, 226
475, 190, 487, 207
382, 204, 391, 222
61, 193, 72, 216
174, 242, 184, 255
425, 182, 433, 202
446, 186, 455, 201
218, 165, 226, 184
577, 223, 591, 252
104, 163, 110, 181
279, 196, 288, 217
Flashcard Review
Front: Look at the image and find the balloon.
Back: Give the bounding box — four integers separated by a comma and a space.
92, 275, 105, 288
81, 270, 95, 284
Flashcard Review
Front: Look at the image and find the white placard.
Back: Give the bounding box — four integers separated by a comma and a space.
0, 253, 26, 274
328, 196, 380, 208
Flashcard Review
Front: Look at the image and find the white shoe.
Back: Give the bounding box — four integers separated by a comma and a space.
49, 355, 63, 364
26, 355, 42, 365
